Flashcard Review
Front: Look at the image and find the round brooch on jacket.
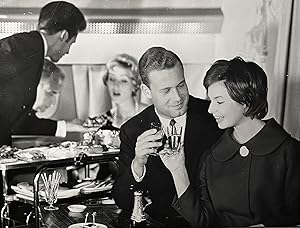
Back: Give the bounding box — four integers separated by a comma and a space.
239, 145, 249, 157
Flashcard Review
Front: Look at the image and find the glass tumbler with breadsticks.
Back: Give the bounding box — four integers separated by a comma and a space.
41, 170, 61, 211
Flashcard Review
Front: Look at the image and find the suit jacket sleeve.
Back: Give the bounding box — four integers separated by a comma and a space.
172, 152, 218, 227
266, 138, 300, 225
0, 31, 45, 146
11, 109, 57, 136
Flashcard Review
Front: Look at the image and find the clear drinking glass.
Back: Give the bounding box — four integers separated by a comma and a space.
164, 125, 183, 155
42, 171, 61, 211
149, 122, 163, 156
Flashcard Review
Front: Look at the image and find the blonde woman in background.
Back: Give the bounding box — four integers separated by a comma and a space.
78, 54, 148, 181
102, 53, 148, 128
83, 53, 148, 130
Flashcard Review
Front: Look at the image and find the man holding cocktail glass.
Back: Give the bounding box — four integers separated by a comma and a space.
112, 47, 222, 227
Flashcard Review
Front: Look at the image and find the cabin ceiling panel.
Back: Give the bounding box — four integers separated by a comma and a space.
0, 0, 223, 34
0, 0, 222, 9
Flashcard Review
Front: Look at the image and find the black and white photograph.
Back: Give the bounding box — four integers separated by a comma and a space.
0, 0, 299, 227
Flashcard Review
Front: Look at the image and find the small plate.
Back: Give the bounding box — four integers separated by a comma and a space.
68, 223, 107, 228
67, 205, 87, 213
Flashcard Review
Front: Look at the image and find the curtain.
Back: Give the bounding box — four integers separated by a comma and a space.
283, 0, 300, 140
72, 65, 111, 120
270, 0, 294, 123
237, 0, 283, 121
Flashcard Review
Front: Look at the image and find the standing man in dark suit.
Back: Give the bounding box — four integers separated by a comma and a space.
0, 1, 86, 146
112, 46, 223, 226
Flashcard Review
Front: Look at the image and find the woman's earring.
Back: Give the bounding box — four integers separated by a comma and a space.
60, 30, 67, 40
243, 104, 247, 114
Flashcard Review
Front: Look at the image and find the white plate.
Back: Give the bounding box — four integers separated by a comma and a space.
80, 184, 112, 194
68, 223, 107, 228
0, 158, 18, 164
12, 185, 80, 200
15, 147, 47, 161
57, 188, 80, 199
100, 198, 115, 205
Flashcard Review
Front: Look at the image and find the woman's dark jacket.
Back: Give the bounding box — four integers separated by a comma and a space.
173, 118, 300, 227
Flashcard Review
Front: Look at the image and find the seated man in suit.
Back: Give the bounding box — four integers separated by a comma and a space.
33, 58, 65, 119
112, 46, 223, 226
11, 59, 92, 138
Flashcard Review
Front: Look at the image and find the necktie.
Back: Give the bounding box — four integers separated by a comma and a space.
169, 119, 176, 134
169, 119, 176, 126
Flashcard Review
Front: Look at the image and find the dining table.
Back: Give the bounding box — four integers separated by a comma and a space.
0, 134, 120, 228
0, 134, 180, 228
46, 203, 166, 228
9, 200, 166, 228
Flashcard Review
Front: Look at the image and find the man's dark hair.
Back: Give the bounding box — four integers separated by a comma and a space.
138, 46, 184, 87
38, 1, 86, 40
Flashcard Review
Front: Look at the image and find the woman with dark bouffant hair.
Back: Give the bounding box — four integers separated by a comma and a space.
160, 56, 300, 227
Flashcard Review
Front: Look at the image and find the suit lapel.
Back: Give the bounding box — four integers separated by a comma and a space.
184, 97, 194, 158
140, 105, 160, 132
183, 97, 204, 180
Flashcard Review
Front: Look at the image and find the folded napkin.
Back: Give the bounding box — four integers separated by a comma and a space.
11, 182, 80, 200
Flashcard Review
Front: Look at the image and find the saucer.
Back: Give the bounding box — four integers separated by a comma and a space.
68, 223, 107, 228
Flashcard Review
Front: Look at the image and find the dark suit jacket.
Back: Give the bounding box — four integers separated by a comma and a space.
112, 96, 222, 223
173, 118, 300, 227
11, 109, 57, 136
0, 31, 57, 146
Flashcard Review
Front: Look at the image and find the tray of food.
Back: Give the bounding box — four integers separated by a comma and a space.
14, 147, 47, 161
0, 145, 20, 163
82, 112, 114, 128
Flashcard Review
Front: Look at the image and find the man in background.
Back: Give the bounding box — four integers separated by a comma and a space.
12, 59, 65, 136
112, 46, 223, 226
0, 1, 87, 146
34, 59, 65, 118
11, 59, 86, 138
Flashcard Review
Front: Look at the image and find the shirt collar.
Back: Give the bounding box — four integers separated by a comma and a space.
154, 108, 187, 127
39, 30, 48, 58
211, 118, 290, 162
